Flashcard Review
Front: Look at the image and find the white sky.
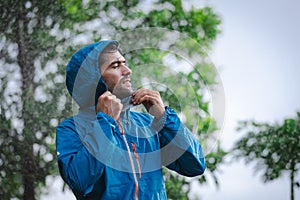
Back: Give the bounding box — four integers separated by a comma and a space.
42, 0, 300, 199
193, 0, 300, 199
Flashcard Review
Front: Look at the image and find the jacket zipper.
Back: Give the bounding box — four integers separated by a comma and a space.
118, 119, 140, 200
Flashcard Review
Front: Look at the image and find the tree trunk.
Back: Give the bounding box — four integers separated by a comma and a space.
290, 169, 294, 200
17, 9, 37, 200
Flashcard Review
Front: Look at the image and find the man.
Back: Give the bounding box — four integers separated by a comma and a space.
56, 40, 206, 200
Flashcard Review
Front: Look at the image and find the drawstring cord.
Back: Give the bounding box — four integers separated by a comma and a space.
131, 142, 142, 178
117, 118, 141, 200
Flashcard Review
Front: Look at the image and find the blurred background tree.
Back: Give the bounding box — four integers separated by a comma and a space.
232, 113, 300, 200
0, 0, 226, 199
0, 1, 71, 199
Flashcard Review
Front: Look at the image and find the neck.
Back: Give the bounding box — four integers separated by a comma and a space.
121, 96, 134, 113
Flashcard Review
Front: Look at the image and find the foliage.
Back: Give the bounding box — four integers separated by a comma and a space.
0, 0, 71, 199
164, 169, 190, 200
233, 113, 300, 200
0, 0, 226, 199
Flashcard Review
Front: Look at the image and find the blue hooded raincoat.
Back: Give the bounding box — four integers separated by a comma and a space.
56, 40, 206, 200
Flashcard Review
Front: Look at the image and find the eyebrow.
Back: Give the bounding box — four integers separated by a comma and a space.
108, 58, 126, 67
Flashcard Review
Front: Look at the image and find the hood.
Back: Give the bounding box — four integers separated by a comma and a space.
66, 40, 119, 108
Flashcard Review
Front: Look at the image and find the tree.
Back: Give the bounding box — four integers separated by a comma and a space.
0, 0, 71, 199
0, 0, 226, 199
232, 113, 300, 200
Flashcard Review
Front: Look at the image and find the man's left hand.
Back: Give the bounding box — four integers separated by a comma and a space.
132, 88, 165, 119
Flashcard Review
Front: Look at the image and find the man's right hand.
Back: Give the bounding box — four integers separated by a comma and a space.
96, 91, 123, 120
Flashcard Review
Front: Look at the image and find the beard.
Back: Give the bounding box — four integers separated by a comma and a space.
108, 77, 134, 99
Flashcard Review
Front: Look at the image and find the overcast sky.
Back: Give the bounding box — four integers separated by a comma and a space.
193, 0, 300, 199
42, 0, 300, 199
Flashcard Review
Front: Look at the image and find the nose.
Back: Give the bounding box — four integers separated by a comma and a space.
122, 64, 132, 76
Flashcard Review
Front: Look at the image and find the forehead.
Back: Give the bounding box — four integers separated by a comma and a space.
99, 50, 124, 67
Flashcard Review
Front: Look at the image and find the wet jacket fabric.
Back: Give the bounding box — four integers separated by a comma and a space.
56, 40, 206, 199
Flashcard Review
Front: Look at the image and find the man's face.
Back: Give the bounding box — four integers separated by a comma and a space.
99, 50, 134, 99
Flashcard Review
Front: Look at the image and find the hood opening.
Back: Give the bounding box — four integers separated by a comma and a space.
66, 40, 119, 109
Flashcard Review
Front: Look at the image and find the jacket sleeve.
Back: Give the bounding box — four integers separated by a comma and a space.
56, 112, 118, 196
157, 106, 206, 177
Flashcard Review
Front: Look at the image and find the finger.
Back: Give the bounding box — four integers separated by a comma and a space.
132, 88, 149, 96
113, 96, 121, 104
99, 91, 111, 100
104, 91, 112, 95
134, 91, 160, 105
106, 95, 120, 105
143, 95, 163, 107
132, 88, 143, 100
133, 88, 154, 104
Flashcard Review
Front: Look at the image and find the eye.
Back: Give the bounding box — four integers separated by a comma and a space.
111, 61, 121, 69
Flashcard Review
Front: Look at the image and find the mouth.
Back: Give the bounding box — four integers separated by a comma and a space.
122, 78, 131, 84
